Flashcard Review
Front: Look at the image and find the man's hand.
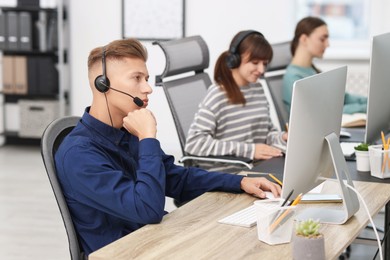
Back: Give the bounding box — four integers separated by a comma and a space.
240, 177, 281, 199
123, 108, 157, 140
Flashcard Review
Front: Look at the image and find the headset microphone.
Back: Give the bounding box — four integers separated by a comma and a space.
94, 47, 144, 107
95, 80, 144, 107
107, 85, 144, 107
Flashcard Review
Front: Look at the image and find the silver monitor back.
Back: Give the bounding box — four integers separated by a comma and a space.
282, 66, 359, 224
282, 66, 346, 200
365, 32, 390, 144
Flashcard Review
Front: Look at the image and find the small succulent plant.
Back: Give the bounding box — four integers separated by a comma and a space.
295, 219, 321, 238
354, 143, 369, 151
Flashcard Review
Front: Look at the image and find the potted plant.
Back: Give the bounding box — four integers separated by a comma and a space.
292, 219, 325, 260
354, 143, 370, 172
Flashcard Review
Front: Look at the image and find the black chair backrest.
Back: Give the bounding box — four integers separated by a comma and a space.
264, 41, 292, 129
267, 41, 291, 72
153, 36, 211, 154
40, 116, 84, 260
265, 74, 289, 128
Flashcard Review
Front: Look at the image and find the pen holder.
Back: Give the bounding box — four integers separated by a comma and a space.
369, 145, 390, 179
254, 200, 296, 245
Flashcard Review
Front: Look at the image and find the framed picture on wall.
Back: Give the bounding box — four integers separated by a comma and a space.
122, 0, 185, 40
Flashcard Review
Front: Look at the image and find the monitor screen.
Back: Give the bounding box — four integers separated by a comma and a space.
282, 66, 359, 224
365, 32, 390, 144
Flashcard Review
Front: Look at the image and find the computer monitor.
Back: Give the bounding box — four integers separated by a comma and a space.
365, 32, 390, 144
282, 66, 359, 224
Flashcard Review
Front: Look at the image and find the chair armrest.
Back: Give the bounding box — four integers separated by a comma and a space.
180, 155, 253, 169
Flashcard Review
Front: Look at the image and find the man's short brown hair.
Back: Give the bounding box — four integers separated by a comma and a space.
88, 38, 148, 71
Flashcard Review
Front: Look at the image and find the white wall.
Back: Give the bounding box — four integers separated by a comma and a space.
185, 0, 295, 78
68, 0, 121, 117
68, 0, 390, 160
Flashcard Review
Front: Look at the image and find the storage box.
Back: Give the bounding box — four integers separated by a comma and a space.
19, 99, 59, 138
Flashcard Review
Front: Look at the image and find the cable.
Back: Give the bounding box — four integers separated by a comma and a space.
104, 93, 114, 127
344, 183, 383, 260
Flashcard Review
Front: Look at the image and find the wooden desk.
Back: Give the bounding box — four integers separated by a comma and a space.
89, 181, 390, 260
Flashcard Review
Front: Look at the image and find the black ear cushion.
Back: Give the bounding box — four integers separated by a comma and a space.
226, 53, 241, 69
94, 75, 110, 93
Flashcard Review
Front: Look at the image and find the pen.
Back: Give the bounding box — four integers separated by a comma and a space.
381, 131, 388, 173
381, 131, 386, 147
285, 122, 289, 132
268, 173, 283, 187
269, 193, 303, 233
270, 189, 295, 223
281, 189, 294, 207
387, 138, 390, 170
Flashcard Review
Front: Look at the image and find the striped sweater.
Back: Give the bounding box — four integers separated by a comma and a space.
185, 81, 286, 171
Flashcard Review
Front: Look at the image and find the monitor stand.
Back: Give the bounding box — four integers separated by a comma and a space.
296, 132, 360, 224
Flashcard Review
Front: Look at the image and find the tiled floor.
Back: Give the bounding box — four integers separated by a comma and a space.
0, 144, 385, 259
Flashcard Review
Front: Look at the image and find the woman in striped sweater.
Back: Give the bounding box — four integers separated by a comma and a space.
185, 30, 288, 172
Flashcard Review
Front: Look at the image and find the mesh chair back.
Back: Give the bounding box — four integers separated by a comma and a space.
163, 74, 211, 152
154, 35, 210, 84
265, 41, 292, 128
265, 74, 289, 128
40, 116, 84, 260
154, 36, 211, 154
267, 41, 291, 72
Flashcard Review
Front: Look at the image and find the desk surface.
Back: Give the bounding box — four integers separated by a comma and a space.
249, 156, 390, 184
89, 181, 390, 260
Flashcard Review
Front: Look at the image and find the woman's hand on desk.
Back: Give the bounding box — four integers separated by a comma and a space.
240, 177, 282, 199
254, 144, 283, 160
282, 132, 288, 141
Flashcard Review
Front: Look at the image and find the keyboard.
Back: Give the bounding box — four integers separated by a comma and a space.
340, 142, 361, 157
218, 197, 279, 228
218, 205, 259, 227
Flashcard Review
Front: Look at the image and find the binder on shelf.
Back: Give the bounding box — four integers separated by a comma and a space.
18, 12, 32, 51
0, 13, 7, 50
36, 11, 47, 52
47, 13, 58, 51
39, 57, 58, 95
27, 56, 58, 95
13, 56, 27, 94
27, 56, 39, 95
2, 55, 14, 94
6, 11, 19, 50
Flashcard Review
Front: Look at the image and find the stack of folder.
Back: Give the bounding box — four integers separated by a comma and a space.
0, 11, 32, 51
2, 55, 58, 96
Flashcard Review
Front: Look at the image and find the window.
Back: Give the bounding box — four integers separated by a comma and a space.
296, 0, 371, 58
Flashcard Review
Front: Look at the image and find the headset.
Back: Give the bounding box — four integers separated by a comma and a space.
226, 30, 264, 69
94, 47, 144, 107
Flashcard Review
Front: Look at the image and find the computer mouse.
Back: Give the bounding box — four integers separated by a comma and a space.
340, 130, 351, 138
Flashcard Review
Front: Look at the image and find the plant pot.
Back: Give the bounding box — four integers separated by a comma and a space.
355, 150, 370, 172
292, 233, 325, 260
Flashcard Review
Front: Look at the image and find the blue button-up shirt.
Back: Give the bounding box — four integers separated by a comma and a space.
55, 108, 244, 255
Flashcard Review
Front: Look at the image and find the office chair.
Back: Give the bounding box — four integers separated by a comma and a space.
153, 35, 253, 169
40, 116, 85, 260
263, 41, 292, 131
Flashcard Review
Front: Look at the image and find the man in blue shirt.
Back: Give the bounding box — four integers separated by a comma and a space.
55, 38, 281, 256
